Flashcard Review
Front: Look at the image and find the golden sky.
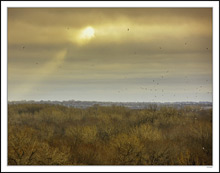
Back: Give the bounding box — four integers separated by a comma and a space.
8, 8, 212, 102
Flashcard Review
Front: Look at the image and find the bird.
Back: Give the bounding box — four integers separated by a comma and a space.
35, 62, 38, 65
127, 28, 129, 31
22, 46, 25, 49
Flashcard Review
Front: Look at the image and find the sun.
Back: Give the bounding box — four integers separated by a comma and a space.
80, 26, 95, 40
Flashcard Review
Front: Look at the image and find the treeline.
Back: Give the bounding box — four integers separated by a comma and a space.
8, 103, 212, 165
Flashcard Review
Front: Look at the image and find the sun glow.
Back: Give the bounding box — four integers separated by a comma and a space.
80, 26, 95, 40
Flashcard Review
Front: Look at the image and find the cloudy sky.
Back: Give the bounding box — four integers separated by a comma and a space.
8, 8, 212, 102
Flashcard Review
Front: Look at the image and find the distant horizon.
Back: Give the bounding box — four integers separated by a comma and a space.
8, 99, 213, 104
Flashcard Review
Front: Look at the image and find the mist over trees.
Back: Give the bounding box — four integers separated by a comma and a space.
8, 103, 212, 165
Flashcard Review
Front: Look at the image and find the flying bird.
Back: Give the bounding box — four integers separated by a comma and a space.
127, 28, 129, 31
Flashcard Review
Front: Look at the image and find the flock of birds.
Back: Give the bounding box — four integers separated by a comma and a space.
114, 74, 211, 102
19, 27, 211, 101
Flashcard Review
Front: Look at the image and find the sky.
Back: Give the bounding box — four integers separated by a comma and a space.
8, 8, 213, 102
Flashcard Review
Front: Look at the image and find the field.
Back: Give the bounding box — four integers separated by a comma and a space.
8, 103, 212, 165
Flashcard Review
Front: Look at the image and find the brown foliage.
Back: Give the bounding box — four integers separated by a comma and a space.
8, 103, 212, 165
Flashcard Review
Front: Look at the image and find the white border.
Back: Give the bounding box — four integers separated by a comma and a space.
1, 1, 218, 8
1, 1, 219, 172
212, 1, 220, 172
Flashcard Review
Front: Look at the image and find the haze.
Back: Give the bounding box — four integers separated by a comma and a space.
8, 8, 212, 102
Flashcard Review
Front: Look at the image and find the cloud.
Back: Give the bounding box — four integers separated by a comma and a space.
8, 8, 212, 44
8, 8, 212, 27
8, 8, 213, 102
